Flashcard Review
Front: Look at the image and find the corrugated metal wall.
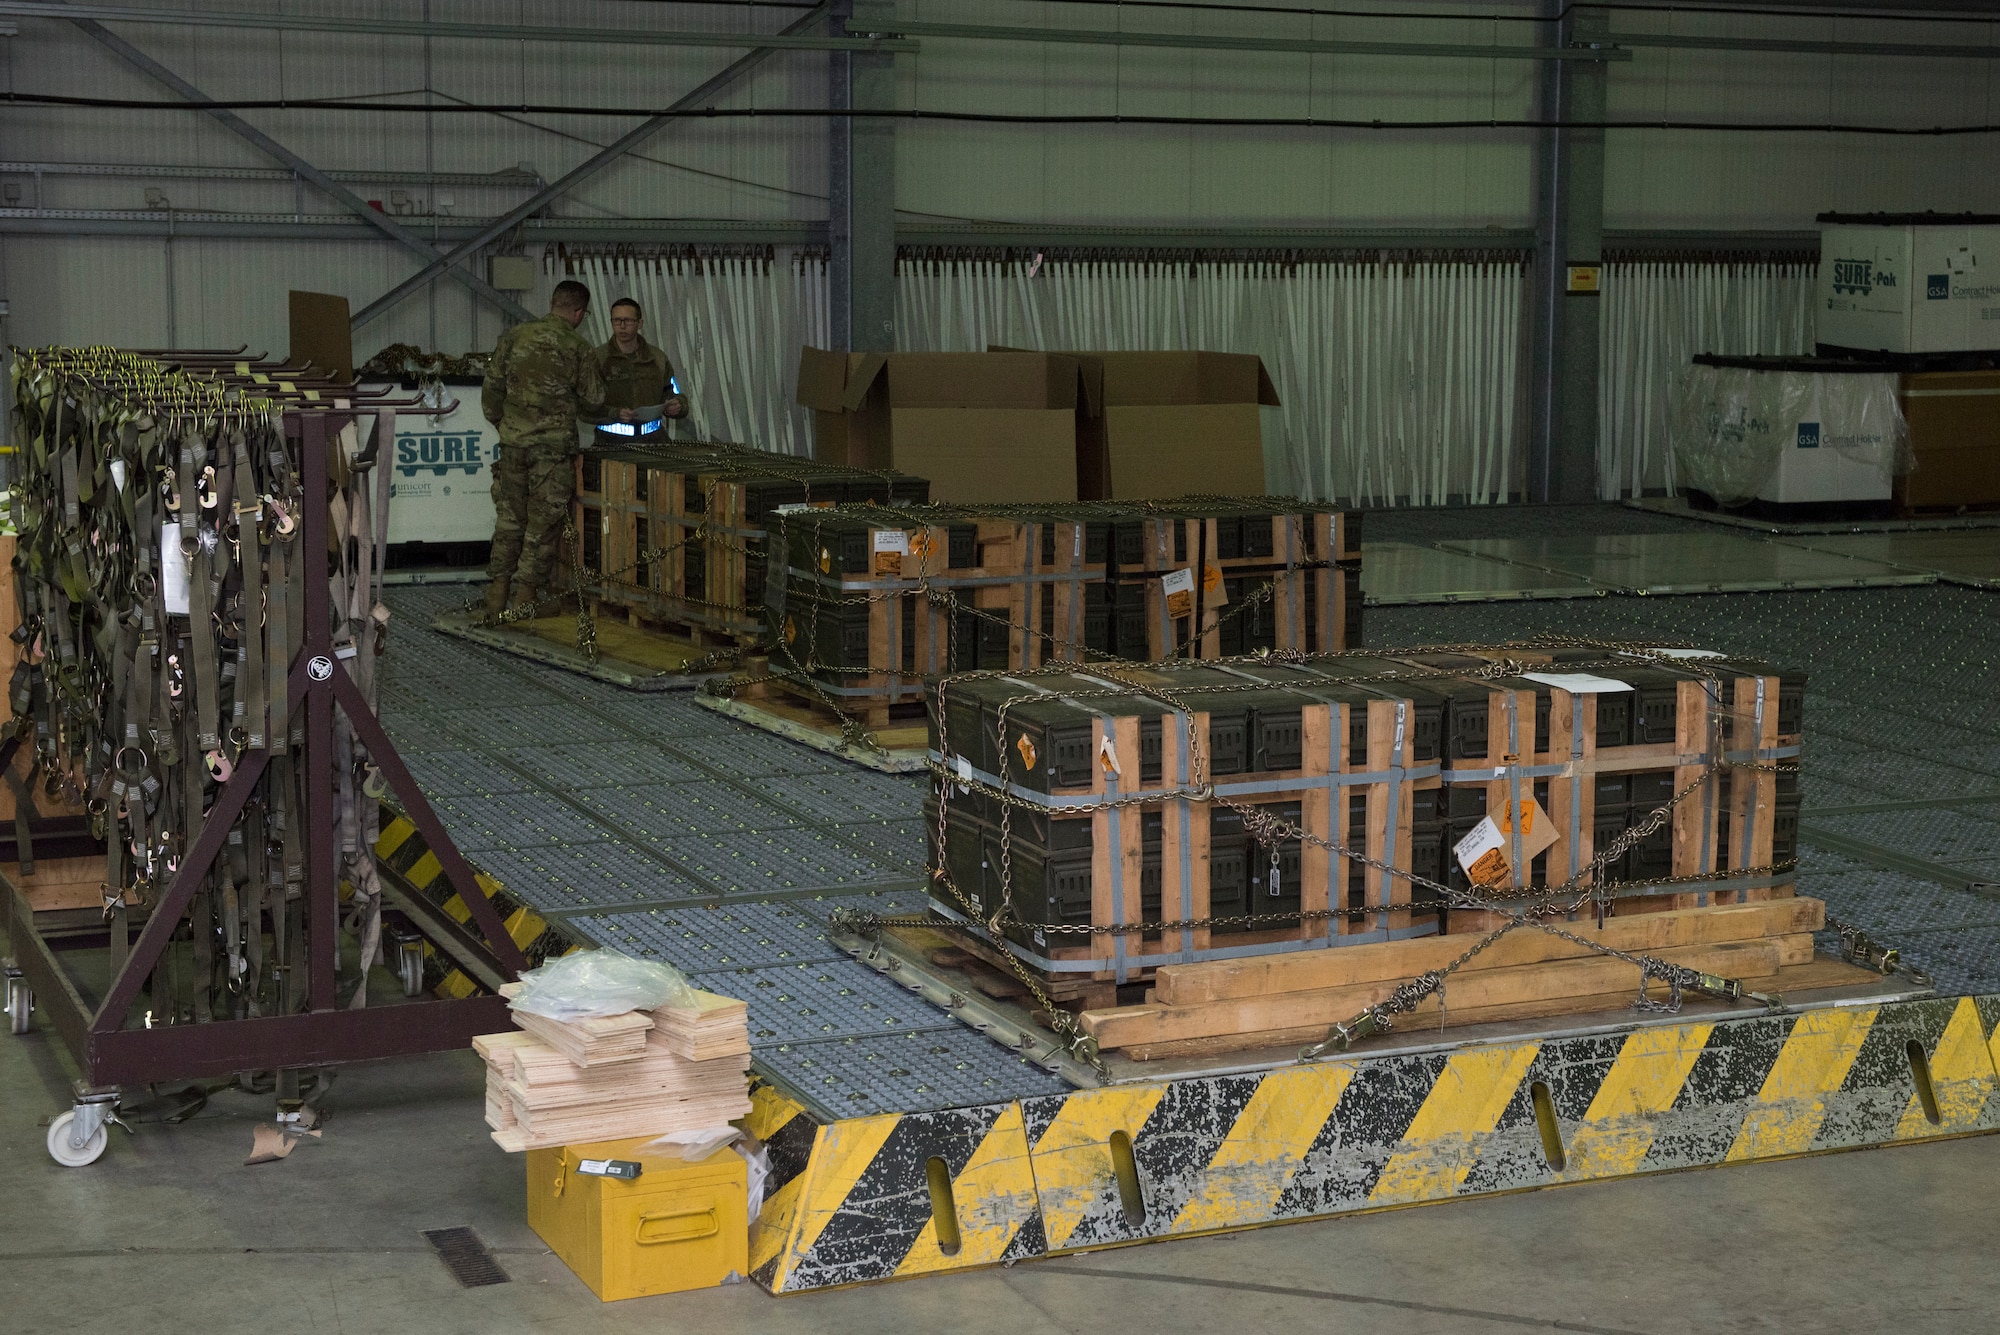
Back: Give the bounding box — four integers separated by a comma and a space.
0, 2, 1993, 360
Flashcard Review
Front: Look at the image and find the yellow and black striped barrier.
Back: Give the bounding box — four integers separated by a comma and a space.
748, 994, 2000, 1294
373, 811, 569, 993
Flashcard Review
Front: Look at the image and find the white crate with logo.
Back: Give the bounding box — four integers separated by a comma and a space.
362, 379, 499, 545
1819, 219, 2000, 355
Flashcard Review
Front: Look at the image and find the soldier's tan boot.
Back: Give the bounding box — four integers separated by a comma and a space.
481, 577, 511, 625
510, 584, 542, 620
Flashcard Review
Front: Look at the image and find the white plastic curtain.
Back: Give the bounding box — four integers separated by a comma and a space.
555, 246, 1812, 504
1598, 259, 1817, 498
558, 250, 829, 455
897, 256, 1527, 507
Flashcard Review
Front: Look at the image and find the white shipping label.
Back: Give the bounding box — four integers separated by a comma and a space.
872, 528, 909, 576
1521, 672, 1634, 694
160, 524, 191, 615
1161, 567, 1195, 620
1453, 797, 1560, 888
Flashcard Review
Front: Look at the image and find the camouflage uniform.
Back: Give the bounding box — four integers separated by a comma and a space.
482, 313, 606, 595
591, 335, 675, 418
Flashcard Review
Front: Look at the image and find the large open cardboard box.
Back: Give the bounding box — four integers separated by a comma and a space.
1051, 349, 1280, 500
796, 348, 1082, 503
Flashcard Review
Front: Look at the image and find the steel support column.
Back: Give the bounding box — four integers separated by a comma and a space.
829, 0, 897, 353
1527, 5, 1608, 504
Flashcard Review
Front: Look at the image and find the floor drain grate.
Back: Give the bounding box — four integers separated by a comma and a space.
423, 1226, 510, 1287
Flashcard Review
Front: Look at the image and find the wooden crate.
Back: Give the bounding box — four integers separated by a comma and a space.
923, 646, 1804, 994
764, 499, 1363, 713
926, 665, 1443, 992
574, 441, 926, 647
767, 506, 1115, 715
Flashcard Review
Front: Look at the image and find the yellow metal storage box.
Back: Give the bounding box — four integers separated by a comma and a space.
526, 1137, 749, 1301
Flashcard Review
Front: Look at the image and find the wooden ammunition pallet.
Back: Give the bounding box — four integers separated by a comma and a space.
574, 441, 926, 651
884, 893, 1840, 1060
694, 674, 929, 774
924, 648, 1803, 990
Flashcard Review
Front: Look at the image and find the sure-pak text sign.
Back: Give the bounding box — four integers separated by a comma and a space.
363, 380, 498, 545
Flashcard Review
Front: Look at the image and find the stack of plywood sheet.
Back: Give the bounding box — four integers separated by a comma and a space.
476, 987, 752, 1152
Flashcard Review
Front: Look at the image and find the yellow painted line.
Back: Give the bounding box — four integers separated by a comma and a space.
784, 1113, 903, 1269
407, 850, 443, 890
1368, 1042, 1541, 1206
374, 818, 417, 858
1173, 1064, 1353, 1235
1897, 998, 1999, 1139
899, 1103, 1040, 1274
1728, 1007, 1876, 1161
1565, 1022, 1714, 1179
748, 1164, 809, 1277
743, 1086, 810, 1142
1027, 1084, 1170, 1250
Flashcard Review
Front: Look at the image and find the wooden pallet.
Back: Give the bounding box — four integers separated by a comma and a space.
1082, 893, 1826, 1058
694, 676, 929, 774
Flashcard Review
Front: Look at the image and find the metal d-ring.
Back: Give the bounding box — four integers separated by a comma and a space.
113, 745, 149, 780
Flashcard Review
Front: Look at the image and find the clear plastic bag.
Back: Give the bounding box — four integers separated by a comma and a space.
507, 948, 698, 1021
1672, 363, 1914, 505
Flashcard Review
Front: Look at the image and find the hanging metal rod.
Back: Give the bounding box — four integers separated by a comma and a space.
875, 19, 1629, 61
0, 1, 917, 50
0, 160, 542, 187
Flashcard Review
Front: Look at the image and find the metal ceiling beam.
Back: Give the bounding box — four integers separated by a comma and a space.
349, 1, 839, 332
0, 1, 912, 51
0, 159, 542, 188
1611, 30, 2000, 59
882, 18, 1631, 61
55, 2, 534, 322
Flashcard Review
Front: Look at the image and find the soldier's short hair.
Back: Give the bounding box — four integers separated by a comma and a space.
610, 298, 643, 320
551, 280, 592, 313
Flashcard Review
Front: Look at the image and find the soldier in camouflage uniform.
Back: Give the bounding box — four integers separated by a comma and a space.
591, 297, 689, 426
481, 280, 606, 622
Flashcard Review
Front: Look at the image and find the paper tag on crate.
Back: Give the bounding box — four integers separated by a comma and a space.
1203, 563, 1228, 606
873, 529, 909, 577
575, 1158, 644, 1180
1520, 672, 1632, 695
1453, 796, 1560, 888
1161, 567, 1195, 619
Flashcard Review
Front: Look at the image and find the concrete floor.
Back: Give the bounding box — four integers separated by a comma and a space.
8, 502, 2000, 1332
4, 958, 1997, 1335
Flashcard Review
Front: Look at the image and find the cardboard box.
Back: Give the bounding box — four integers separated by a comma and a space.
796, 348, 1081, 503
1899, 369, 2000, 509
1066, 350, 1280, 500
1818, 218, 2000, 355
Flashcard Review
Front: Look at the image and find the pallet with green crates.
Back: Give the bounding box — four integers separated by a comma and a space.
567, 438, 928, 663
704, 497, 1361, 763
898, 642, 1813, 1056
